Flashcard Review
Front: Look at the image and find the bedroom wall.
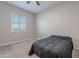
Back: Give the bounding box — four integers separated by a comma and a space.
0, 2, 36, 44
36, 1, 79, 48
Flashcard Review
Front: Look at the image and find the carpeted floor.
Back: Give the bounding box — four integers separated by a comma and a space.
0, 39, 78, 58
0, 39, 38, 58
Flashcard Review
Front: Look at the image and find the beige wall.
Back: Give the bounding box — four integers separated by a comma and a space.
1, 1, 79, 49
36, 1, 79, 48
0, 2, 36, 44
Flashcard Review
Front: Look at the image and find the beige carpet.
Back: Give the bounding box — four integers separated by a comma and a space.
0, 39, 38, 58
0, 39, 78, 58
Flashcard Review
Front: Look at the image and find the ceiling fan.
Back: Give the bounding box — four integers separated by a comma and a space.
27, 1, 40, 5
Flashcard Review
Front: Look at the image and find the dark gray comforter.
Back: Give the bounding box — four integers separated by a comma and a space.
29, 35, 73, 58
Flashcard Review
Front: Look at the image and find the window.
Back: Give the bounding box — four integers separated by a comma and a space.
11, 13, 26, 32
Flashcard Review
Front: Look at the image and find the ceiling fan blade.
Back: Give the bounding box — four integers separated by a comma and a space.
36, 1, 40, 5
27, 1, 31, 4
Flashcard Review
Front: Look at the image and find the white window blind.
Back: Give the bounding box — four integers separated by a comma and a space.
11, 13, 26, 32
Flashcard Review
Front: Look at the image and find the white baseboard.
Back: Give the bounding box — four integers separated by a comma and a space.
0, 38, 35, 47
74, 47, 79, 50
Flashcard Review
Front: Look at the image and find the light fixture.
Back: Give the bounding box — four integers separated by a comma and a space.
27, 1, 40, 5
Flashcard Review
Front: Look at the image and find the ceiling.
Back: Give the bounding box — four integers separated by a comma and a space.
5, 1, 62, 14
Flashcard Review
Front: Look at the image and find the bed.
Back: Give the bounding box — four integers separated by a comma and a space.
28, 35, 73, 58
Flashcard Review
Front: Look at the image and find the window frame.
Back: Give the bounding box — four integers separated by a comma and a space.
11, 13, 26, 32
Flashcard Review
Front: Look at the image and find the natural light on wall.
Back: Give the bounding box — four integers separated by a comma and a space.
11, 13, 26, 32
